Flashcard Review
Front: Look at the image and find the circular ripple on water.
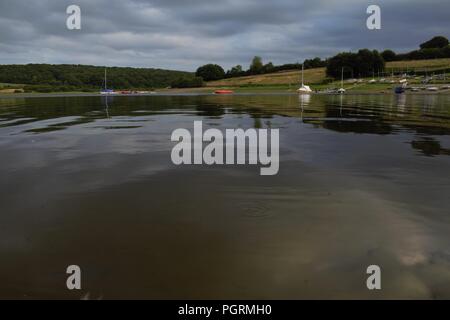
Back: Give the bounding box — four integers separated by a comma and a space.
240, 202, 270, 218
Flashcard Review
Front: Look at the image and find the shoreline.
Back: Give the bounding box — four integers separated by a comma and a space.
1, 89, 450, 99
0, 90, 450, 99
1, 92, 449, 99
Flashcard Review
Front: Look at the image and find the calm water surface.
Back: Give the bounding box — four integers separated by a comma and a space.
0, 94, 450, 299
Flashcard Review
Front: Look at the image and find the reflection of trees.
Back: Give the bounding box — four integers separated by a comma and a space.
316, 106, 394, 135
253, 117, 262, 129
2, 94, 450, 160
194, 104, 225, 117
407, 126, 450, 136
0, 97, 104, 130
0, 96, 216, 133
321, 120, 393, 134
411, 137, 450, 156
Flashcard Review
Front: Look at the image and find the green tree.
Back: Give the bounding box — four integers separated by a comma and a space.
326, 49, 385, 79
195, 64, 225, 81
407, 47, 447, 60
249, 56, 264, 74
443, 45, 450, 58
420, 36, 449, 49
227, 65, 243, 77
262, 62, 275, 73
304, 57, 327, 69
381, 49, 397, 62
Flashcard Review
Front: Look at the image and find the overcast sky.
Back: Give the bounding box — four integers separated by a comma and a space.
0, 0, 449, 71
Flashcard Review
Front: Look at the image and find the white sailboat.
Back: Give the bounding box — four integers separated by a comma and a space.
337, 67, 346, 94
100, 68, 116, 95
369, 70, 377, 83
298, 64, 312, 94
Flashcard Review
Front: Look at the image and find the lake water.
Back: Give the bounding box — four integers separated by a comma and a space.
0, 94, 449, 299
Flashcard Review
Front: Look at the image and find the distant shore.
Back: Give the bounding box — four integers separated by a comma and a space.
2, 80, 450, 97
1, 88, 449, 99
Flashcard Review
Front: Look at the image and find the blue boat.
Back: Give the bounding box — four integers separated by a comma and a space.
395, 81, 407, 94
100, 68, 116, 95
395, 86, 405, 94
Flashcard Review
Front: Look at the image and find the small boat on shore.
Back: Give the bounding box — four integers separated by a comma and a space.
136, 91, 157, 94
395, 86, 405, 94
100, 69, 117, 95
395, 81, 408, 94
100, 89, 116, 95
118, 90, 139, 95
215, 90, 234, 94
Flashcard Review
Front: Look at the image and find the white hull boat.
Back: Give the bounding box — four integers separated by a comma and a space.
298, 64, 313, 94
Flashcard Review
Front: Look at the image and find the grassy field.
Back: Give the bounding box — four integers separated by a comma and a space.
386, 58, 450, 71
207, 68, 327, 87
206, 58, 450, 91
0, 83, 24, 94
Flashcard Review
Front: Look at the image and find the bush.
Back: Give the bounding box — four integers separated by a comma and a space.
23, 85, 54, 93
195, 64, 225, 81
321, 78, 334, 85
171, 76, 204, 88
381, 50, 397, 62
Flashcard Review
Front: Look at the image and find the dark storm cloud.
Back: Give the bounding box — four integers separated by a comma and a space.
0, 0, 449, 70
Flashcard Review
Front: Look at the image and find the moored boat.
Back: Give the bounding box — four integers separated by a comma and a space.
337, 67, 345, 94
215, 89, 234, 94
100, 68, 117, 95
100, 89, 116, 95
298, 64, 313, 94
395, 80, 408, 94
395, 86, 405, 94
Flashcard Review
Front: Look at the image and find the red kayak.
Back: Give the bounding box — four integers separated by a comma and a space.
214, 90, 234, 94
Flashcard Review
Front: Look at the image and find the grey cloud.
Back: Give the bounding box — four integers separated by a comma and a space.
0, 0, 449, 71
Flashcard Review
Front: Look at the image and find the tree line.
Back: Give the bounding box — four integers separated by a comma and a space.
193, 36, 450, 83
194, 56, 327, 82
381, 36, 450, 62
326, 49, 384, 79
327, 36, 450, 79
0, 64, 193, 92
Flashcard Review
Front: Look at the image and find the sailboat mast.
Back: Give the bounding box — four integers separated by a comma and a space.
341, 67, 344, 88
301, 64, 304, 86
104, 68, 107, 90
